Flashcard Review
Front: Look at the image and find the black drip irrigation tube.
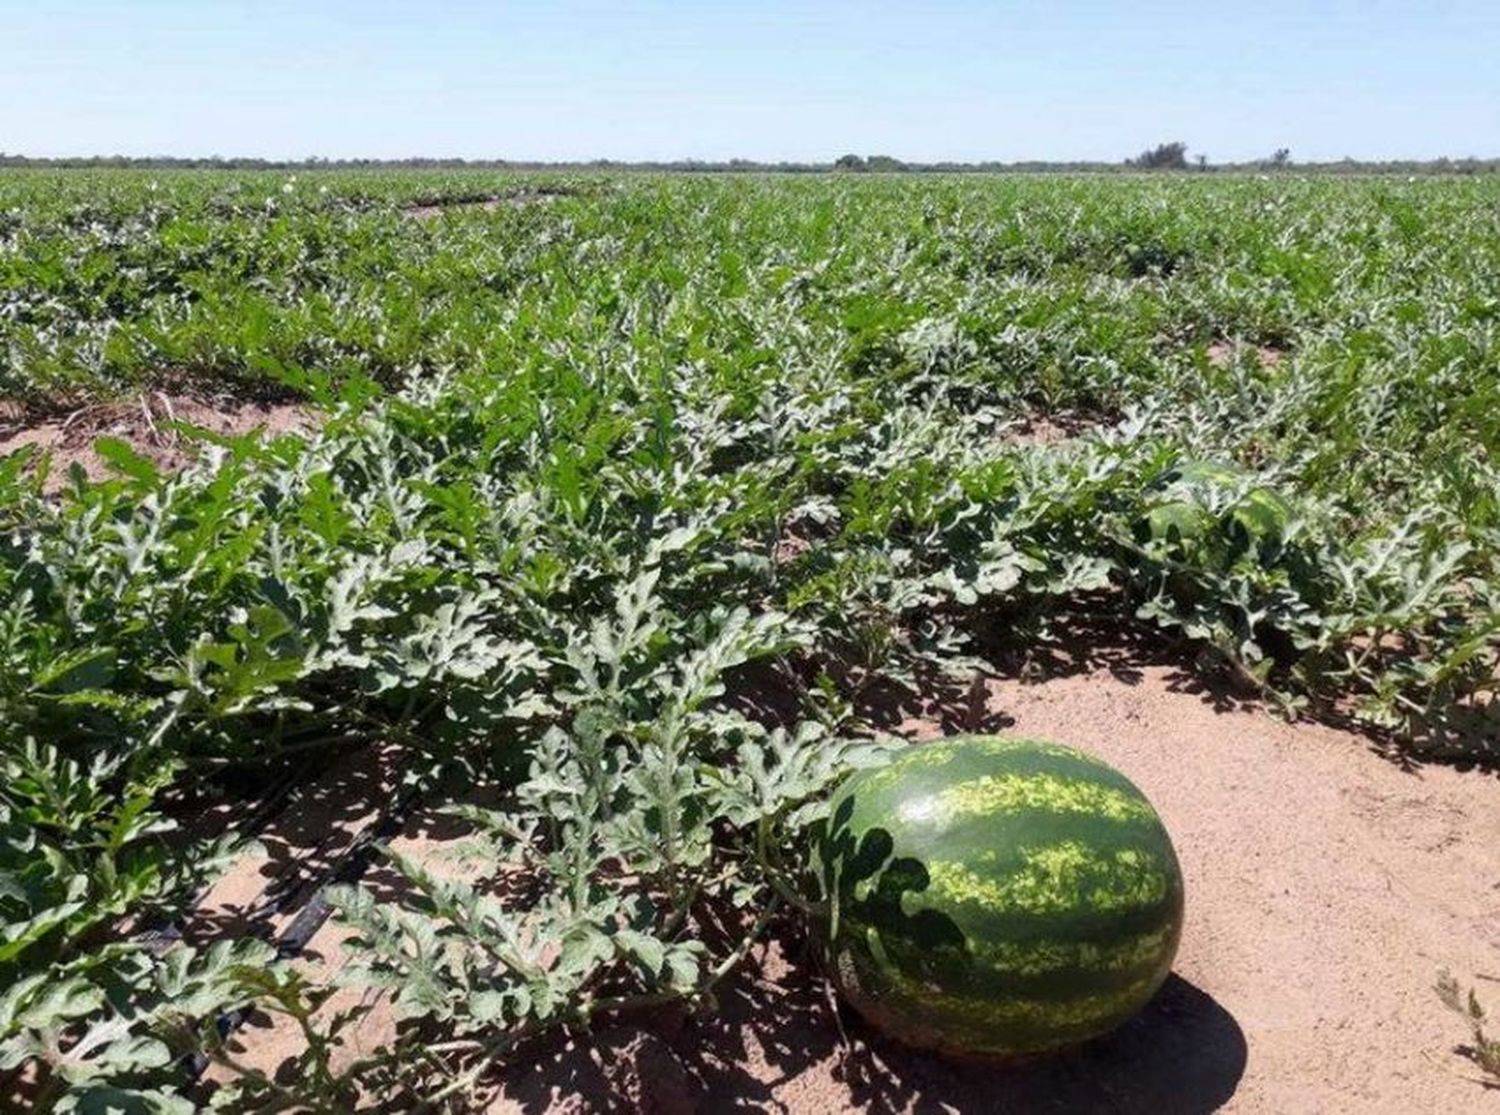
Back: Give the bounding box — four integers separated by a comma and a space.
139, 758, 320, 957
182, 781, 425, 1082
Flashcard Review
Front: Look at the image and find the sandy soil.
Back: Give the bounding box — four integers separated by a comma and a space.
1001, 411, 1100, 446
197, 638, 1500, 1113
1206, 340, 1284, 369
0, 391, 314, 491
402, 189, 572, 219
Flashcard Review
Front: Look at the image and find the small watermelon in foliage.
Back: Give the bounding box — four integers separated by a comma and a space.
1136, 458, 1292, 565
819, 736, 1183, 1058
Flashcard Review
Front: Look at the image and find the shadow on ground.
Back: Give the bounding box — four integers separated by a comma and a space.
832, 975, 1246, 1115
854, 611, 1498, 776
488, 920, 1245, 1115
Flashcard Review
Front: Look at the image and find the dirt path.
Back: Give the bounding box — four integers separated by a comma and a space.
207, 643, 1500, 1113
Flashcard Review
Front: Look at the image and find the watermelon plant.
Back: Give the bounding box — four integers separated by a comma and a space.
0, 168, 1496, 1106
1436, 971, 1500, 1085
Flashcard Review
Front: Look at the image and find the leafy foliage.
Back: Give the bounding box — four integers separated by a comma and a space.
1, 169, 1497, 1106
1436, 971, 1500, 1085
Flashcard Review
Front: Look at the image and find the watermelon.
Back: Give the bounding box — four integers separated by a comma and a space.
820, 736, 1183, 1057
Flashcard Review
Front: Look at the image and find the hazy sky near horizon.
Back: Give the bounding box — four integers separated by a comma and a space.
4, 1, 1497, 163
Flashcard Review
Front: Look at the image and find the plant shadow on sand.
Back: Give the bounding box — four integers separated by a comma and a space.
956, 611, 1499, 775
489, 917, 1246, 1114
843, 615, 1251, 741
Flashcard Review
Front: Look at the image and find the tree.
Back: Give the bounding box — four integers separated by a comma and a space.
1271, 147, 1292, 169
833, 154, 867, 172
1195, 154, 1208, 171
1129, 142, 1190, 170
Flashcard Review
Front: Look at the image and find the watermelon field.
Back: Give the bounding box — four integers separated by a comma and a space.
2, 170, 1498, 1112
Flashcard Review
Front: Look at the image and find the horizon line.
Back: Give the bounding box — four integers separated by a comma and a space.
5, 152, 1500, 170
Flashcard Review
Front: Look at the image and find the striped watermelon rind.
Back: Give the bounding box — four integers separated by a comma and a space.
819, 735, 1184, 1057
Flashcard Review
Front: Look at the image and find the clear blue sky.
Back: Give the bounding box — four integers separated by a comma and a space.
3, 1, 1497, 163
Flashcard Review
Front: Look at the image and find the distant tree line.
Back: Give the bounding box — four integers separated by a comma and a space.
1128, 142, 1190, 169
1, 148, 1497, 175
1126, 143, 1297, 172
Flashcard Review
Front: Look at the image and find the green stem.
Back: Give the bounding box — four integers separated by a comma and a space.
414, 895, 787, 1113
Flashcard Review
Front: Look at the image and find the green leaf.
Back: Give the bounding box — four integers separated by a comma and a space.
33, 647, 118, 694
91, 438, 160, 486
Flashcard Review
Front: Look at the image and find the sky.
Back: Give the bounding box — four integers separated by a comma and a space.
3, 1, 1497, 163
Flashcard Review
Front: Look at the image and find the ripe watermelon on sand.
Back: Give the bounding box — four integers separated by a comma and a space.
819, 736, 1184, 1058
